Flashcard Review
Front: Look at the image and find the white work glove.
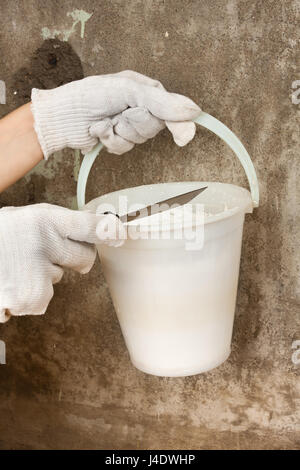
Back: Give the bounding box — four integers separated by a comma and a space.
31, 70, 201, 158
0, 204, 125, 322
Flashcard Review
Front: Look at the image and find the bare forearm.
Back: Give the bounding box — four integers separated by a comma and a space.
0, 103, 43, 193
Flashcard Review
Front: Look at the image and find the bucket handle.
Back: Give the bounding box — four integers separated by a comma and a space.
77, 111, 259, 209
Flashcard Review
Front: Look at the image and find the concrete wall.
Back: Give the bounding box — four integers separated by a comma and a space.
0, 0, 299, 449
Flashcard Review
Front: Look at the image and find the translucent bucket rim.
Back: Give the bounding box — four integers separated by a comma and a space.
84, 181, 253, 232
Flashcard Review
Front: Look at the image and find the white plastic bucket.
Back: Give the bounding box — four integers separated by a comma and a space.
77, 112, 259, 376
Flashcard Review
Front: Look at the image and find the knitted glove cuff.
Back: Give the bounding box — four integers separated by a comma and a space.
31, 87, 96, 159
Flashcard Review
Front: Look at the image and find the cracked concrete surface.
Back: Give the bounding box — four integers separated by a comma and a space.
0, 0, 299, 449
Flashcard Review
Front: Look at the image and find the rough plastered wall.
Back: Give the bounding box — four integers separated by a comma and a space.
0, 0, 299, 450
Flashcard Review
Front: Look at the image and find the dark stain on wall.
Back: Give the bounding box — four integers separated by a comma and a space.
10, 39, 84, 106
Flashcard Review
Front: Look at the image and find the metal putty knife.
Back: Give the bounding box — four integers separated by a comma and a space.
107, 186, 207, 223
